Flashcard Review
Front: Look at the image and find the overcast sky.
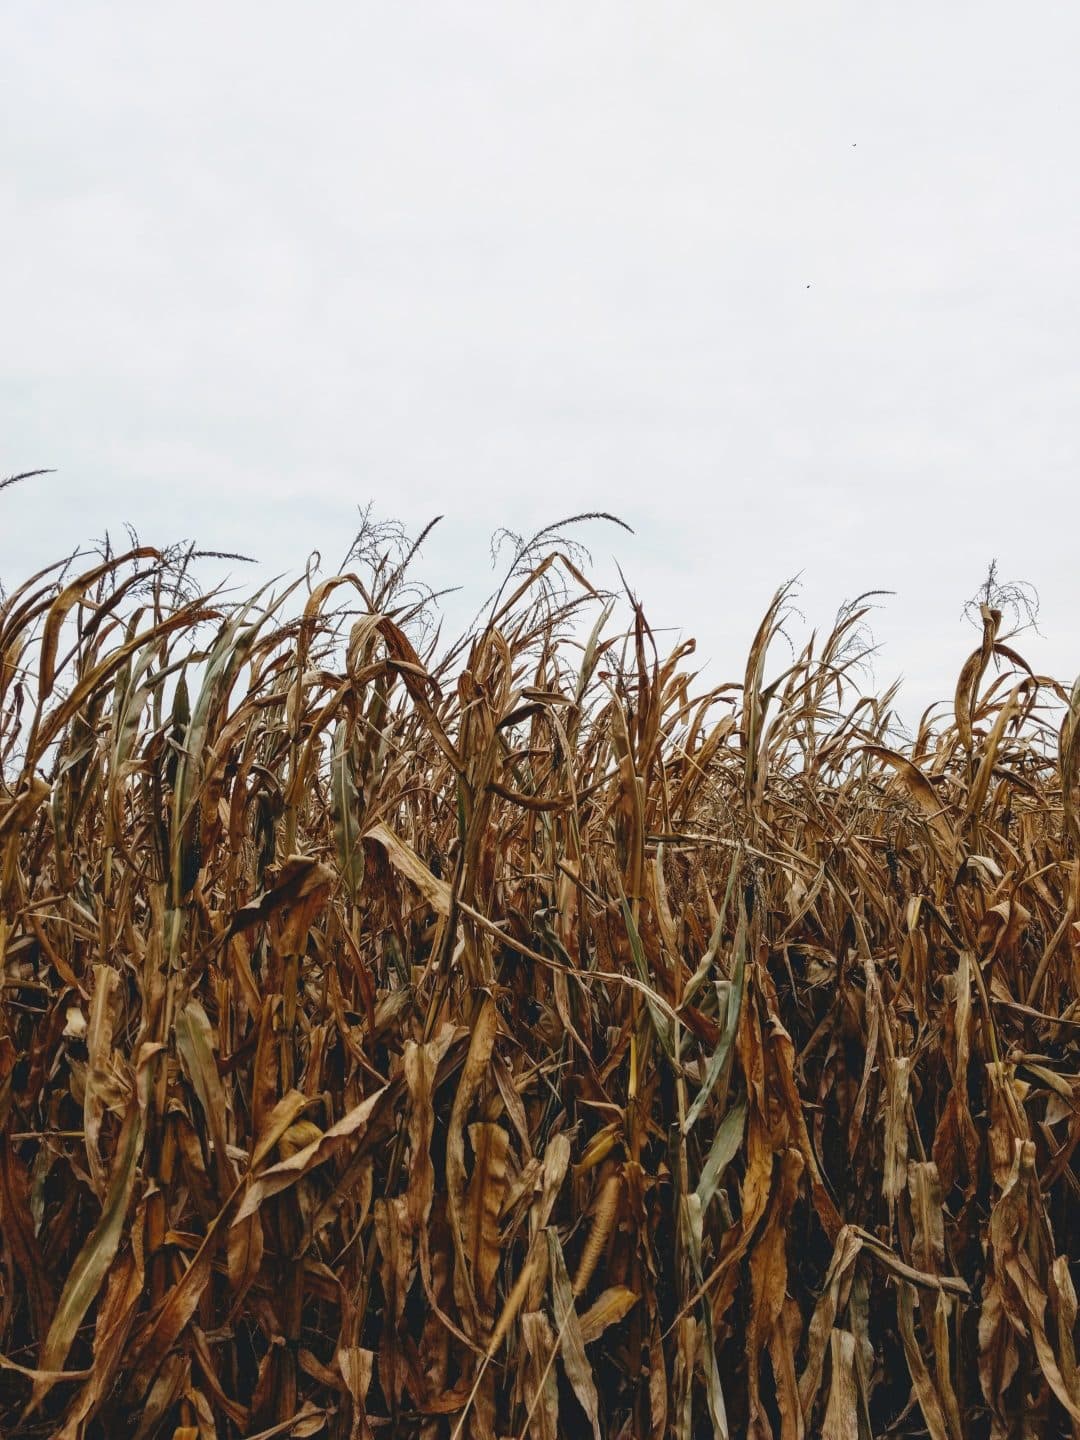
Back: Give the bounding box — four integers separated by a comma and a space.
4, 2, 1079, 720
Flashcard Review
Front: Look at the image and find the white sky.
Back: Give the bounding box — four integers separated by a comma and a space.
3, 2, 1079, 721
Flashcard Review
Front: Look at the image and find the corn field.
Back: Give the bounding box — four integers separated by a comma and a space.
2, 517, 1079, 1438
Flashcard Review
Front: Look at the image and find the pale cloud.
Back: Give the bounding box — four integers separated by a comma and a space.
3, 1, 1078, 719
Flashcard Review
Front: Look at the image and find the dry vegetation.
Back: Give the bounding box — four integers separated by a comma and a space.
1, 513, 1079, 1439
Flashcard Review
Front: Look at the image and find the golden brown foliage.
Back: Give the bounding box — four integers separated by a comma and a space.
1, 532, 1079, 1438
